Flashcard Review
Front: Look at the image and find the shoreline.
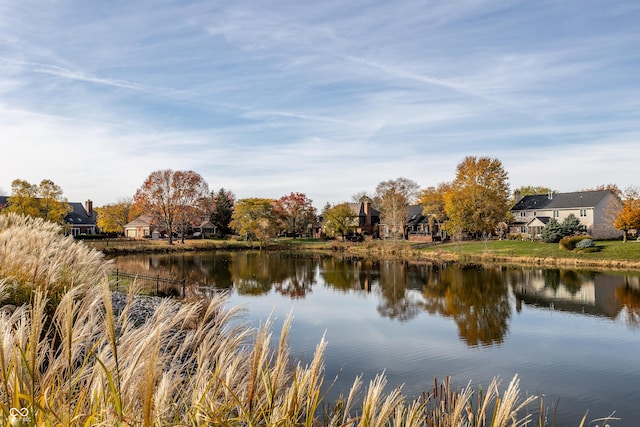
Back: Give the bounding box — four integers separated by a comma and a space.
92, 238, 640, 272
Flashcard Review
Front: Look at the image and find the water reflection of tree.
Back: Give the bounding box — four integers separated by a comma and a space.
271, 255, 317, 299
320, 257, 368, 291
616, 278, 640, 328
231, 252, 286, 296
422, 265, 511, 347
376, 261, 423, 322
231, 252, 318, 298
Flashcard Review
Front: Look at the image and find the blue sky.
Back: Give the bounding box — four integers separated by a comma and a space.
1, 0, 639, 207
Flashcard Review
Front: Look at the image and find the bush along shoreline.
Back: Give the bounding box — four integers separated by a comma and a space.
0, 214, 621, 425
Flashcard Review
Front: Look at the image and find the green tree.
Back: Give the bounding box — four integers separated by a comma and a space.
322, 203, 356, 240
443, 156, 510, 238
274, 192, 317, 237
209, 188, 235, 236
540, 218, 564, 243
95, 199, 136, 234
230, 198, 277, 243
561, 213, 586, 236
375, 177, 419, 240
613, 186, 640, 242
5, 178, 70, 224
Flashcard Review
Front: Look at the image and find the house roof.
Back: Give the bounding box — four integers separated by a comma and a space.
0, 195, 8, 208
527, 216, 551, 226
511, 190, 614, 211
405, 204, 429, 226
124, 214, 156, 228
65, 202, 96, 225
347, 202, 380, 217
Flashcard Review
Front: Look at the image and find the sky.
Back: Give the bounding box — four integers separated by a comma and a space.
1, 0, 639, 208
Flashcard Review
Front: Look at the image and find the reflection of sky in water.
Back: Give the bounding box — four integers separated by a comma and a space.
225, 271, 640, 426
116, 253, 640, 425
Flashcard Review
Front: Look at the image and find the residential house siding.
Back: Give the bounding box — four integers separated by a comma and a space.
510, 190, 622, 240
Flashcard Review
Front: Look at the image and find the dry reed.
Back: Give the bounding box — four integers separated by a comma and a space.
0, 213, 616, 426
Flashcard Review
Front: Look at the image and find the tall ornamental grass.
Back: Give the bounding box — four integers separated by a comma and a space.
0, 213, 616, 426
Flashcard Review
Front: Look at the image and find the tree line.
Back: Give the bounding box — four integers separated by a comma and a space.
3, 155, 640, 243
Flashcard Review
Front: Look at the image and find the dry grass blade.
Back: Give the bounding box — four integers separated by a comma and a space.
0, 214, 619, 426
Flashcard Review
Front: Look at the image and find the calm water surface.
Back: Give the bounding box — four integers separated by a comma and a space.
114, 251, 640, 426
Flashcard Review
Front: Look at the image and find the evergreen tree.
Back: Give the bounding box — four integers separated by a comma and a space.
210, 188, 235, 236
541, 218, 565, 243
561, 214, 586, 236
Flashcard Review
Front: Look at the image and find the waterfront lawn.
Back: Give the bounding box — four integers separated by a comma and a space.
420, 239, 640, 261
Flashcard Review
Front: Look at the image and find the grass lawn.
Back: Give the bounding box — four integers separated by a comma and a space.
420, 239, 640, 260
417, 239, 640, 270
86, 236, 640, 269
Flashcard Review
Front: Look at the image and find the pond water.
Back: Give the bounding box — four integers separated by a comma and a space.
113, 251, 640, 426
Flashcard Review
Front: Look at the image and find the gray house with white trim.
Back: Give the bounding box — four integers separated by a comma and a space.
510, 190, 622, 240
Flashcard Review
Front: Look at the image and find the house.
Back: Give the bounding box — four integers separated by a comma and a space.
377, 204, 445, 241
123, 214, 158, 239
347, 200, 380, 236
0, 196, 97, 236
510, 190, 622, 240
194, 219, 217, 238
65, 200, 98, 236
404, 204, 445, 242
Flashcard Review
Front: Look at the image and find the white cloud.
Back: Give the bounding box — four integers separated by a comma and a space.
0, 0, 638, 208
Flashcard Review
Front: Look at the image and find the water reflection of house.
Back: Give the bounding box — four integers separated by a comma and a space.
511, 270, 629, 318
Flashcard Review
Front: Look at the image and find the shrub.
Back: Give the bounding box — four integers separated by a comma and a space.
575, 238, 595, 249
542, 215, 588, 243
559, 235, 592, 251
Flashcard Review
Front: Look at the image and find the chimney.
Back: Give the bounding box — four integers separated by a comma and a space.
514, 190, 521, 203
548, 191, 553, 200
85, 200, 93, 215
364, 200, 372, 228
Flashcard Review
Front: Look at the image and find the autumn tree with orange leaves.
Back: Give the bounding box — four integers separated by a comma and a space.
613, 186, 640, 242
134, 169, 209, 244
274, 192, 317, 237
443, 156, 510, 238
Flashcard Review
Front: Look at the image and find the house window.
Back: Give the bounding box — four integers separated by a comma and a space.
580, 209, 587, 217
520, 211, 526, 217
533, 211, 537, 217
553, 210, 559, 218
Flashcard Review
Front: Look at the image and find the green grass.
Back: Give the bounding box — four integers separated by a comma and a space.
417, 239, 640, 270
89, 235, 640, 270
